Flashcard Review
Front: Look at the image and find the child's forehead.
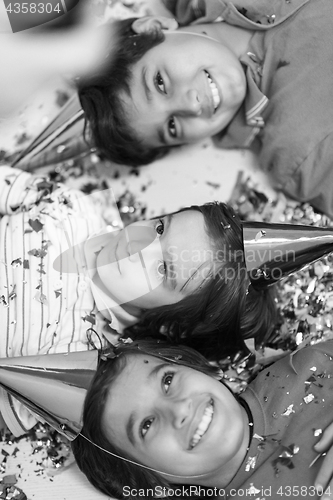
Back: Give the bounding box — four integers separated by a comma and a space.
164, 30, 221, 45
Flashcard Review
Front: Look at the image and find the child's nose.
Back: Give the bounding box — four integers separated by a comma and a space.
178, 89, 202, 116
124, 225, 156, 258
169, 398, 192, 429
126, 239, 148, 258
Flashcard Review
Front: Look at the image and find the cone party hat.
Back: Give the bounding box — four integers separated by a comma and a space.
12, 93, 92, 171
0, 350, 98, 440
242, 221, 333, 290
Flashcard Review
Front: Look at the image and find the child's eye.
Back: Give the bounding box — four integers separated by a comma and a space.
155, 219, 164, 236
157, 261, 166, 278
162, 371, 174, 393
155, 72, 166, 93
168, 117, 177, 138
140, 418, 154, 438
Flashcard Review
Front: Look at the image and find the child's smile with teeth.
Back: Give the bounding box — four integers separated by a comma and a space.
205, 71, 221, 112
189, 399, 214, 450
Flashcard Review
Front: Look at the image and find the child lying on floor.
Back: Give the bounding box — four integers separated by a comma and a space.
78, 0, 333, 218
0, 166, 276, 436
73, 338, 333, 499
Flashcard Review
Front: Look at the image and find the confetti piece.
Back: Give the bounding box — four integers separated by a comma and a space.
253, 433, 265, 441
34, 292, 48, 305
247, 484, 261, 495
245, 455, 258, 471
11, 258, 22, 267
28, 219, 44, 233
82, 314, 96, 325
282, 404, 295, 416
303, 394, 315, 404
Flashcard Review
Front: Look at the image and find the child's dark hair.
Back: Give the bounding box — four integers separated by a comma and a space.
72, 339, 221, 499
125, 202, 277, 360
77, 18, 171, 166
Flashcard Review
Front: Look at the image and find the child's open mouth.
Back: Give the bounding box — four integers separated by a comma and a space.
204, 71, 221, 113
189, 399, 214, 450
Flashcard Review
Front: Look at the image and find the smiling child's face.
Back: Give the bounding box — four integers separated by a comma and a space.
95, 210, 213, 314
102, 354, 248, 480
120, 30, 246, 148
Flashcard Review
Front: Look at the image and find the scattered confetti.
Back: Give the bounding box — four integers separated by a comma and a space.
272, 444, 299, 474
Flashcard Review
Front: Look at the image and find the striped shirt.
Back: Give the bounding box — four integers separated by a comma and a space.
0, 167, 128, 435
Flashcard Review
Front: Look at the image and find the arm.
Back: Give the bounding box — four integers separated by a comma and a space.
314, 423, 333, 498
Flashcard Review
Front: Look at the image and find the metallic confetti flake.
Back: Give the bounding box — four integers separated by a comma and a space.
303, 393, 315, 404
295, 331, 303, 345
306, 278, 317, 294
282, 404, 295, 416
245, 455, 258, 471
314, 428, 323, 437
28, 218, 44, 233
291, 445, 300, 454
247, 484, 261, 495
34, 292, 48, 305
11, 258, 22, 267
255, 230, 266, 241
253, 433, 265, 441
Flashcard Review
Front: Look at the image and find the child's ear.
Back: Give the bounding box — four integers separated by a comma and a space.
131, 16, 178, 35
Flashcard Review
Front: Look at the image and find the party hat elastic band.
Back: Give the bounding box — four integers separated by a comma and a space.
78, 432, 216, 479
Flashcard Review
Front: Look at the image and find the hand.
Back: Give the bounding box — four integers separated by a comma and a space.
314, 422, 333, 499
0, 2, 118, 117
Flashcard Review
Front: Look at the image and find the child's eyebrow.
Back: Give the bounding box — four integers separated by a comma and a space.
142, 67, 153, 102
157, 127, 167, 145
163, 215, 178, 290
141, 67, 168, 146
125, 362, 171, 444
